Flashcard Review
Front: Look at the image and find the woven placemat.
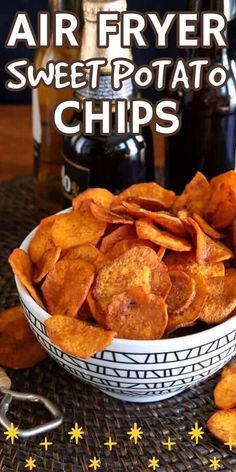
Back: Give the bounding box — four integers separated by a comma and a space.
0, 177, 235, 472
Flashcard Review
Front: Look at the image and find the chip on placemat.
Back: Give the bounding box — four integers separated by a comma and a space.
0, 305, 47, 369
200, 275, 236, 324
207, 410, 236, 445
106, 288, 168, 340
8, 249, 44, 307
45, 315, 115, 358
214, 372, 236, 410
42, 259, 94, 317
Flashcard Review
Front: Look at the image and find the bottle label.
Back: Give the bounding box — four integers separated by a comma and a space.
78, 75, 134, 101
61, 155, 90, 201
32, 88, 42, 177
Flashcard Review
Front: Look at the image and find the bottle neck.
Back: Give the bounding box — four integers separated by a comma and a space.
50, 0, 82, 16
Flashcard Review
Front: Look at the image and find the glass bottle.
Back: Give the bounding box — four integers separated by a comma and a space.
32, 0, 83, 212
62, 0, 154, 205
165, 0, 236, 194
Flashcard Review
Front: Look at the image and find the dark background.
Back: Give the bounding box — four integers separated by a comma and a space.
1, 0, 235, 104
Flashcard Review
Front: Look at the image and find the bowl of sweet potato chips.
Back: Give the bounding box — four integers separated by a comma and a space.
9, 171, 236, 402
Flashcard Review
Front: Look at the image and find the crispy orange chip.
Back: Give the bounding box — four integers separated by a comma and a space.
166, 270, 196, 314
94, 245, 160, 307
105, 238, 156, 261
73, 188, 114, 210
136, 219, 192, 252
61, 244, 108, 270
29, 218, 55, 264
126, 196, 169, 211
100, 225, 137, 253
200, 275, 236, 324
87, 291, 107, 327
192, 213, 223, 239
8, 249, 44, 307
189, 217, 233, 264
0, 305, 47, 369
207, 410, 236, 444
106, 288, 168, 340
166, 273, 209, 335
222, 363, 236, 378
214, 373, 236, 409
45, 315, 115, 358
206, 171, 236, 228
51, 210, 106, 250
172, 172, 211, 214
164, 251, 225, 278
111, 182, 176, 210
42, 259, 94, 317
89, 201, 133, 225
34, 246, 61, 284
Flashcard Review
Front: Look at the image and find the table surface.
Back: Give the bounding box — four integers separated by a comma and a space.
0, 104, 164, 182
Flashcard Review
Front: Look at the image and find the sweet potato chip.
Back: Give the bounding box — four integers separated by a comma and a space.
29, 218, 55, 264
136, 219, 192, 252
150, 259, 172, 299
0, 305, 47, 369
42, 259, 94, 317
51, 210, 106, 250
200, 275, 236, 324
34, 246, 61, 284
214, 373, 236, 409
105, 239, 156, 261
45, 315, 115, 358
222, 363, 236, 377
207, 410, 236, 444
94, 246, 160, 307
87, 291, 107, 327
106, 288, 168, 340
166, 273, 209, 334
61, 244, 108, 270
206, 171, 236, 228
73, 188, 114, 210
172, 172, 211, 214
157, 246, 166, 260
164, 251, 225, 277
166, 270, 196, 314
100, 225, 137, 253
126, 196, 169, 211
8, 249, 43, 307
189, 218, 233, 264
192, 213, 223, 239
89, 201, 133, 225
111, 182, 176, 210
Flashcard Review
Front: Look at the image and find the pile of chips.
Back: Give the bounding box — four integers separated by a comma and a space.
8, 171, 236, 359
207, 363, 236, 445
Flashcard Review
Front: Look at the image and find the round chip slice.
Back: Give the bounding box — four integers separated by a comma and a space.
164, 251, 225, 278
106, 288, 168, 340
61, 244, 108, 270
111, 182, 176, 210
136, 219, 192, 252
45, 316, 115, 359
51, 210, 106, 250
166, 270, 196, 314
73, 188, 114, 210
42, 259, 95, 317
200, 275, 236, 324
29, 217, 55, 264
207, 410, 236, 444
100, 225, 137, 254
166, 273, 209, 335
214, 373, 236, 410
34, 246, 62, 284
89, 201, 133, 225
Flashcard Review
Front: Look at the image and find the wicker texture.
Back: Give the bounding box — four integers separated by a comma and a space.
0, 177, 235, 472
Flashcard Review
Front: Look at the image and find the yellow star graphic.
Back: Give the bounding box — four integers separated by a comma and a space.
40, 436, 53, 451
68, 422, 85, 444
4, 423, 19, 444
25, 457, 36, 470
127, 422, 143, 444
224, 437, 236, 451
162, 437, 176, 451
188, 422, 204, 445
89, 456, 101, 470
148, 456, 160, 470
104, 437, 117, 451
209, 457, 221, 470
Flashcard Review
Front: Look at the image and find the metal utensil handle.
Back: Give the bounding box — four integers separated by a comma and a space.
0, 388, 63, 438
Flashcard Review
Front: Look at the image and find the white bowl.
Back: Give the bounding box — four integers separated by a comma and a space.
15, 224, 236, 403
